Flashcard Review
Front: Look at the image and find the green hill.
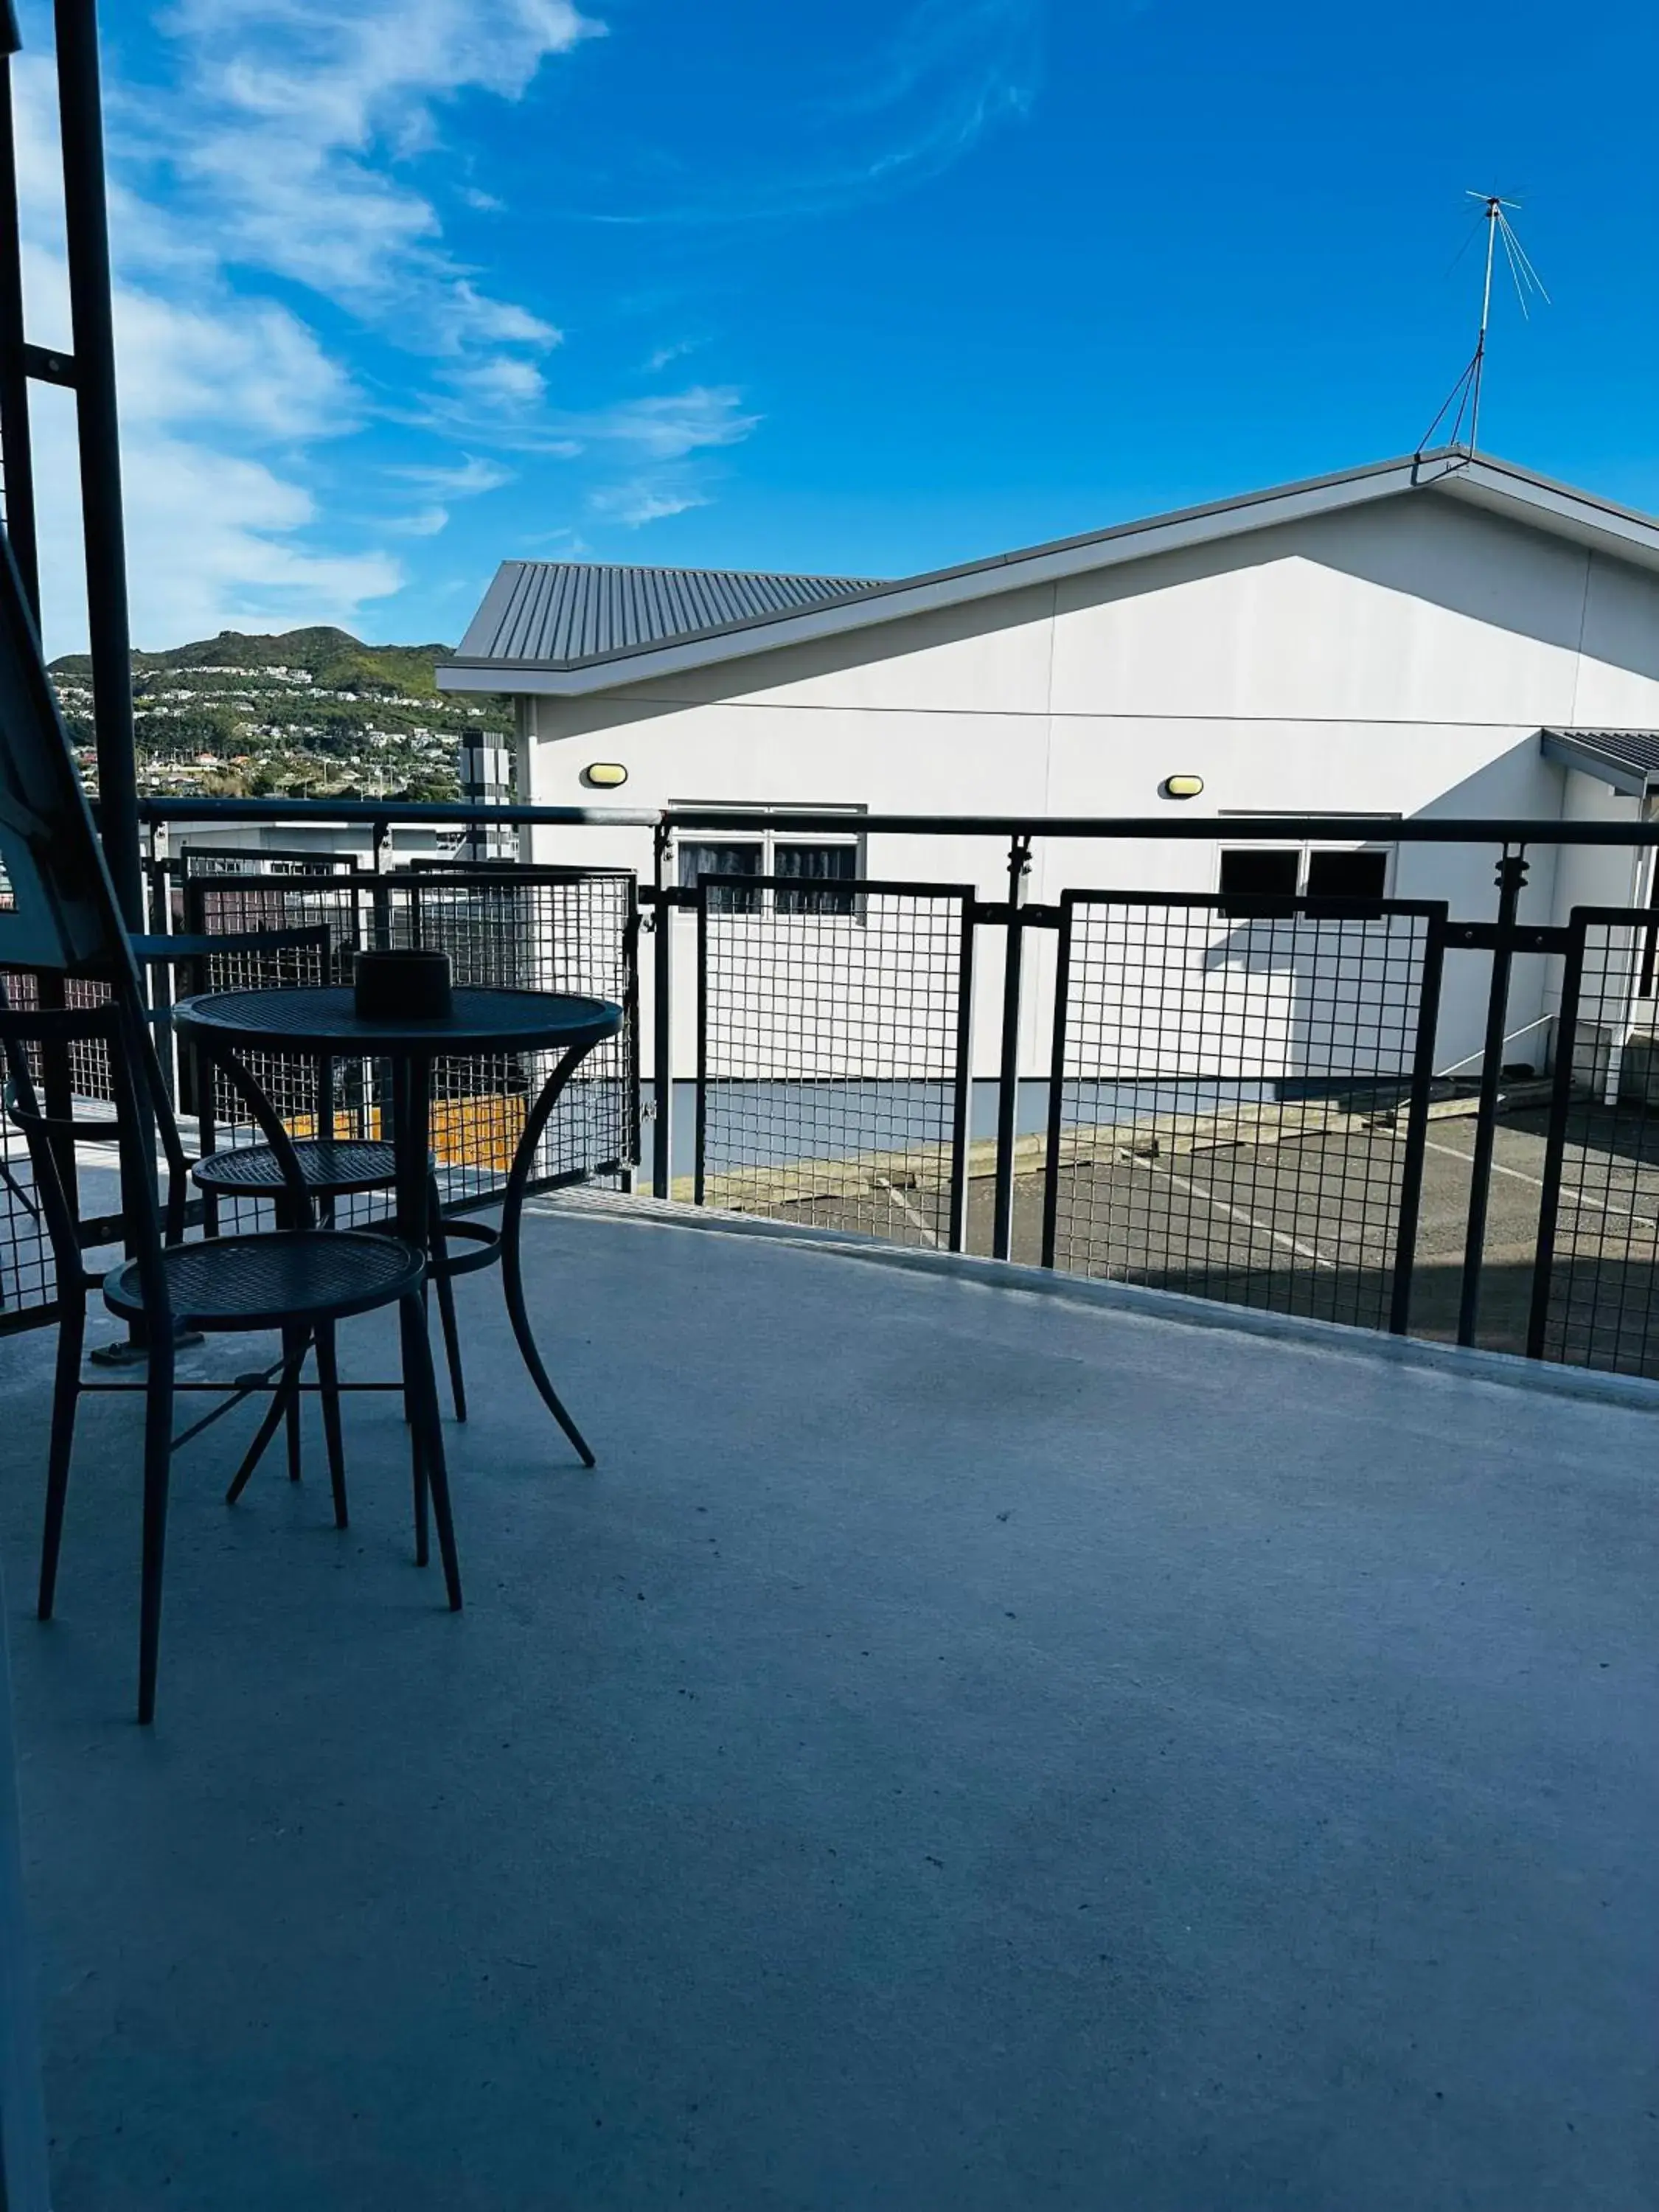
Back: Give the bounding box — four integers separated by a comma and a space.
48, 628, 510, 801
49, 625, 456, 700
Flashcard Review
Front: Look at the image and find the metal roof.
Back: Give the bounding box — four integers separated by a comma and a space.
441, 447, 1659, 699
1542, 728, 1659, 794
456, 560, 881, 668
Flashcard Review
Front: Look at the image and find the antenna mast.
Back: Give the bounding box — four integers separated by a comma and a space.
1418, 192, 1548, 457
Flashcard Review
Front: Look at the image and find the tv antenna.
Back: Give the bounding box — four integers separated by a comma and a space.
1418, 192, 1548, 456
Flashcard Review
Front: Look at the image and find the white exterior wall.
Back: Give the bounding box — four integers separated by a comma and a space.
515, 495, 1659, 1082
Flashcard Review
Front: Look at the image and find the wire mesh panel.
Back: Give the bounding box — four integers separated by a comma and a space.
1529, 908, 1659, 1377
178, 866, 373, 1230
0, 973, 57, 1328
1, 970, 116, 1098
1041, 891, 1445, 1330
183, 859, 368, 981
0, 1100, 52, 1326
696, 877, 974, 1248
0, 970, 116, 1329
181, 863, 638, 1222
389, 869, 638, 1205
173, 935, 338, 1233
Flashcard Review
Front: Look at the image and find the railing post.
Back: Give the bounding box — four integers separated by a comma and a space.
1457, 845, 1528, 1346
992, 831, 1032, 1261
652, 818, 672, 1200
1525, 912, 1586, 1361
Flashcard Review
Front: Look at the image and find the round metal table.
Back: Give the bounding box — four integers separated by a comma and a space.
172, 986, 622, 1455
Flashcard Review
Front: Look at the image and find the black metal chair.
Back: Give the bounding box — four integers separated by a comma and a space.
0, 990, 462, 1724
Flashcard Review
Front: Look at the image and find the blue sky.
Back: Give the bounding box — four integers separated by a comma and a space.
15, 0, 1659, 650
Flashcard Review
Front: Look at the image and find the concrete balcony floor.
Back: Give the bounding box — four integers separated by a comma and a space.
0, 1200, 1655, 2210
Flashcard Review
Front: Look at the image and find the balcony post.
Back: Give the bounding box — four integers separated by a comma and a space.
1457, 845, 1528, 1346
992, 830, 1033, 1260
652, 818, 672, 1199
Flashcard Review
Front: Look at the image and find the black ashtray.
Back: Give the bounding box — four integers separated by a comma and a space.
354, 947, 453, 1021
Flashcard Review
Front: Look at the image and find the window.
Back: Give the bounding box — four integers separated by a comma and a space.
1304, 849, 1388, 900
678, 839, 762, 913
675, 809, 865, 914
1218, 848, 1299, 900
1218, 841, 1391, 907
774, 841, 856, 914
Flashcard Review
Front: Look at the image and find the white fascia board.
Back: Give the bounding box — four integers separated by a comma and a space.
441, 460, 1427, 700
1430, 459, 1659, 571
437, 666, 518, 695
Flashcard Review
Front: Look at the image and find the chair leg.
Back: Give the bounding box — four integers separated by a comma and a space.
313, 1324, 349, 1531
428, 1175, 467, 1422
401, 1295, 461, 1610
226, 1339, 305, 1505
137, 1335, 176, 1726
38, 1292, 86, 1620
283, 1326, 305, 1482
400, 1297, 430, 1568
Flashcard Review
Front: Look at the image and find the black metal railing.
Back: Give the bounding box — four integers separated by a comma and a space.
5, 797, 1659, 1395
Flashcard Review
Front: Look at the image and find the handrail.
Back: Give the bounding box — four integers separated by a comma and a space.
128, 795, 1659, 846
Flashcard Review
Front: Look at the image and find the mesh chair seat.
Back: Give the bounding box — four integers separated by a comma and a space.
103, 1230, 425, 1331
192, 1136, 400, 1199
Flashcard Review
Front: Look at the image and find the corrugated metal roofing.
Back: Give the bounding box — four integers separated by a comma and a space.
457, 560, 882, 668
1542, 728, 1659, 791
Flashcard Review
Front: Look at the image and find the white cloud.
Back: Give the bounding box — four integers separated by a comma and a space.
392, 455, 514, 495
644, 337, 701, 372
448, 355, 549, 409
112, 278, 358, 442
555, 387, 759, 532
13, 0, 770, 644
587, 481, 709, 527
156, 0, 599, 361
391, 504, 452, 538
570, 0, 1040, 226
30, 384, 403, 648
10, 4, 610, 649
552, 385, 760, 460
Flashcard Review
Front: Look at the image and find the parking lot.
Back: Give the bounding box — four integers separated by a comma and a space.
742, 1103, 1659, 1373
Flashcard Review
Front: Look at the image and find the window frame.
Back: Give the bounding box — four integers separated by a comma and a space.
1216, 815, 1399, 903
672, 804, 867, 917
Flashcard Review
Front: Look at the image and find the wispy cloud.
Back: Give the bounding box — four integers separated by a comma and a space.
565, 0, 1043, 227
644, 336, 703, 373
389, 504, 453, 538
392, 455, 515, 496
154, 0, 600, 364
550, 386, 761, 461
17, 2, 611, 646
551, 386, 759, 527
587, 481, 710, 527
13, 51, 400, 645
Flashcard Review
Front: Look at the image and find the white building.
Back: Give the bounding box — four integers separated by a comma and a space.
438, 448, 1659, 1084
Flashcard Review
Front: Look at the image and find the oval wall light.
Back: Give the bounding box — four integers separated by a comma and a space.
582, 762, 629, 789
1160, 773, 1205, 801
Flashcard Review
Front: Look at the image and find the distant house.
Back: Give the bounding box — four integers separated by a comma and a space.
439, 448, 1659, 1074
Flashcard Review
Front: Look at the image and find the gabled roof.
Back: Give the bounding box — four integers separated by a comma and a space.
439, 447, 1659, 700
1542, 728, 1659, 795
456, 560, 880, 667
